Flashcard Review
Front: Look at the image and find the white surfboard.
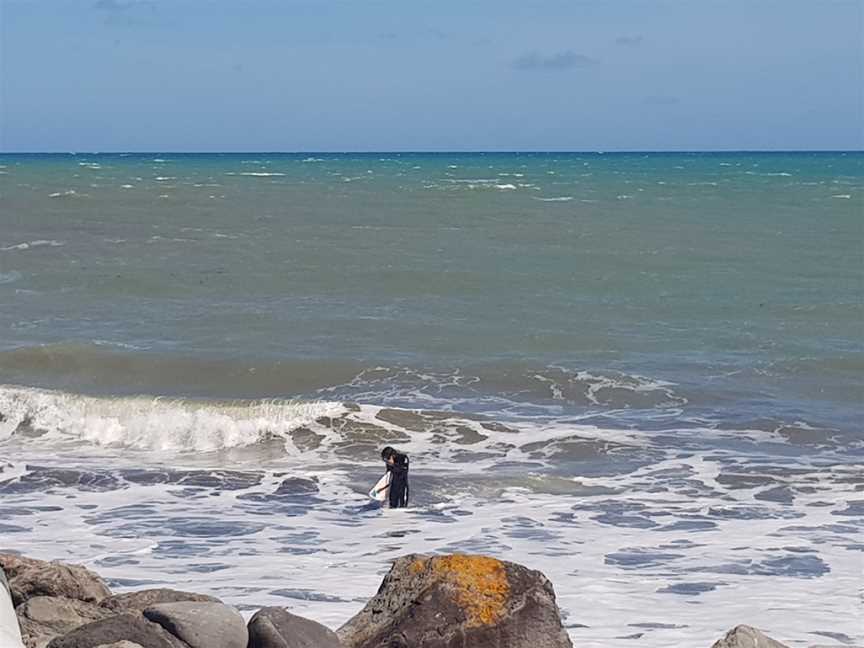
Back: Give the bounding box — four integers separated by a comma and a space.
368, 472, 390, 502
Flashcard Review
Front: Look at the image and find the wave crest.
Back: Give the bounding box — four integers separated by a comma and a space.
0, 385, 344, 453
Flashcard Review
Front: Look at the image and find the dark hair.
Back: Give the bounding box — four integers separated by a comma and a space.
384, 449, 409, 509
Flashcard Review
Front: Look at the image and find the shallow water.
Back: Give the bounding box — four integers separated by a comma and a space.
0, 152, 862, 646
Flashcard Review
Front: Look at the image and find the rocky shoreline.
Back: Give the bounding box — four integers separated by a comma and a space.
0, 551, 814, 648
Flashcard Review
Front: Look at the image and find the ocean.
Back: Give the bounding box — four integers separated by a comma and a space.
0, 152, 861, 646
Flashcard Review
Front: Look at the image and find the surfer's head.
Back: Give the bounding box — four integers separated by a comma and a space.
381, 446, 397, 465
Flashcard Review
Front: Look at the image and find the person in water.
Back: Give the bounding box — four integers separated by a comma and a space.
376, 446, 410, 508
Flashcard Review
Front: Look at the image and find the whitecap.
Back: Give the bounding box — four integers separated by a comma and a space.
831, 194, 852, 199
121, 184, 134, 189
48, 190, 81, 198
1, 240, 65, 251
239, 172, 286, 177
495, 184, 517, 190
533, 196, 574, 202
0, 385, 345, 452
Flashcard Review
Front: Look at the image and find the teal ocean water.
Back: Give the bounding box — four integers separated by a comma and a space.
1, 153, 861, 428
0, 152, 861, 646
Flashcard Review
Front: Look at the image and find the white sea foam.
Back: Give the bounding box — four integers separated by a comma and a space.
1, 240, 65, 252
48, 190, 81, 198
0, 385, 344, 452
533, 196, 574, 202
121, 184, 134, 189
495, 184, 517, 190
831, 194, 852, 199
0, 393, 859, 648
239, 172, 287, 177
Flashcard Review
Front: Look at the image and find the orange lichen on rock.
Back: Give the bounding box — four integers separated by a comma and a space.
430, 554, 510, 628
409, 558, 427, 575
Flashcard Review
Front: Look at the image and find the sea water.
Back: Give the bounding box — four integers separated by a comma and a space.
0, 152, 861, 646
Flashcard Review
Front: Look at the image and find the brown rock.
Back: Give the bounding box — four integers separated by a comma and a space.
16, 596, 112, 648
711, 625, 789, 648
100, 589, 219, 613
0, 554, 111, 607
338, 553, 572, 648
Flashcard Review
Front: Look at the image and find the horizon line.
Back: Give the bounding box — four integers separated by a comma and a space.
1, 149, 862, 155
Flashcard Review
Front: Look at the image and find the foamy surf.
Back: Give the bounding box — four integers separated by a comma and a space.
0, 385, 344, 452
0, 383, 860, 647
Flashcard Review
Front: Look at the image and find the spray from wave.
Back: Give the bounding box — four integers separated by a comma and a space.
0, 385, 344, 452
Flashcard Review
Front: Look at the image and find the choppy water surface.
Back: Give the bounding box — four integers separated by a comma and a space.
0, 153, 862, 647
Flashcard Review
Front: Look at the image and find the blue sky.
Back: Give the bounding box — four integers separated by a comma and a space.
1, 0, 861, 151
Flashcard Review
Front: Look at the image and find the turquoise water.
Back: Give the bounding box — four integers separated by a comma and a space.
1, 152, 861, 431
0, 153, 862, 646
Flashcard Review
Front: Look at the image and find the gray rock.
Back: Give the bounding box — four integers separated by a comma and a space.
16, 596, 112, 648
338, 553, 572, 648
0, 554, 111, 606
100, 589, 219, 613
711, 625, 789, 648
247, 607, 341, 648
46, 612, 187, 648
143, 601, 247, 648
93, 643, 146, 648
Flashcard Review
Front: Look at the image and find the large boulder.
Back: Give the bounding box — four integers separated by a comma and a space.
0, 554, 111, 607
338, 554, 572, 648
142, 601, 247, 648
100, 589, 219, 613
16, 596, 112, 648
1, 566, 25, 648
247, 607, 342, 648
46, 612, 187, 648
711, 625, 789, 648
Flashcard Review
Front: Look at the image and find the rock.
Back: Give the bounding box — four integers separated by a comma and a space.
100, 589, 219, 613
711, 625, 789, 648
16, 596, 112, 648
46, 612, 187, 648
247, 607, 342, 648
142, 601, 247, 648
0, 554, 111, 606
93, 643, 146, 648
338, 553, 572, 648
1, 566, 25, 648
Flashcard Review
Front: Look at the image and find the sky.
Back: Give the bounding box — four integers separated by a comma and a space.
1, 0, 862, 151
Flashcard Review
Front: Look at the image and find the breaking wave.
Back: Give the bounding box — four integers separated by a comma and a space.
0, 385, 344, 453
